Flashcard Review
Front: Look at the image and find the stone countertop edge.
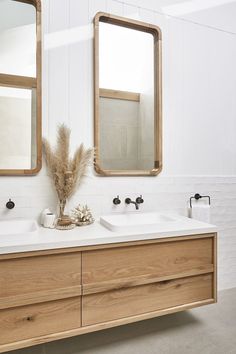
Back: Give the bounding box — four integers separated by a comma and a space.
0, 217, 217, 255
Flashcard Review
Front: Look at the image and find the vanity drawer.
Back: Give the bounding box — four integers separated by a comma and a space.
82, 274, 213, 326
0, 297, 81, 345
0, 252, 81, 308
82, 237, 214, 295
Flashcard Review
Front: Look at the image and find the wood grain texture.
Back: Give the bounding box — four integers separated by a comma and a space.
0, 252, 81, 307
82, 238, 213, 287
82, 274, 213, 326
0, 74, 36, 88
0, 233, 217, 352
213, 234, 218, 301
0, 298, 215, 353
0, 286, 82, 310
0, 298, 81, 345
99, 88, 140, 101
83, 265, 214, 295
0, 233, 215, 260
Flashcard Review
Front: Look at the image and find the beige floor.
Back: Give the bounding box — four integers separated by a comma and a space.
6, 288, 236, 354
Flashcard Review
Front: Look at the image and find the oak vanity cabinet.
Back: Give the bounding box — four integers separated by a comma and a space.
0, 233, 217, 353
0, 251, 82, 351
82, 236, 216, 325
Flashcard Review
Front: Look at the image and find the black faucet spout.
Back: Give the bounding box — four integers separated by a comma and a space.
132, 201, 139, 210
125, 198, 139, 210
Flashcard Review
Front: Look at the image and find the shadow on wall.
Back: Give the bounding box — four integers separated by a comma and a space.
6, 312, 201, 354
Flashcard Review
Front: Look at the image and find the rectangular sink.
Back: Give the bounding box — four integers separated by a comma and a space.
0, 219, 38, 237
100, 212, 177, 232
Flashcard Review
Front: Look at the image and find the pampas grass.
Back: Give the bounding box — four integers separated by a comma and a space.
43, 124, 93, 217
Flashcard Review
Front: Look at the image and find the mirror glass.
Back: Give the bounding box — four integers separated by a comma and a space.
0, 0, 41, 174
0, 0, 36, 77
94, 14, 162, 176
0, 86, 36, 169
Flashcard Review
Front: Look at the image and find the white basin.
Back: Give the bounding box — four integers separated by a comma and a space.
100, 212, 177, 232
0, 219, 38, 237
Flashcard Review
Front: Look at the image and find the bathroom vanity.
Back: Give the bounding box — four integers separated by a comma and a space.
0, 215, 217, 353
0, 1, 217, 352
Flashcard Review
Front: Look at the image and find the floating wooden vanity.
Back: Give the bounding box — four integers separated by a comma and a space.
0, 232, 217, 353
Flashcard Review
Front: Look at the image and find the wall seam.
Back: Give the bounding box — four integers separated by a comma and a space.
113, 0, 236, 35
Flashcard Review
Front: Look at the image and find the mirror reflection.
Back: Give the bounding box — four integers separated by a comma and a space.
0, 86, 36, 169
0, 0, 40, 174
95, 14, 162, 176
0, 0, 36, 77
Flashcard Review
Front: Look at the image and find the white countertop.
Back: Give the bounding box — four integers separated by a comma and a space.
0, 213, 217, 255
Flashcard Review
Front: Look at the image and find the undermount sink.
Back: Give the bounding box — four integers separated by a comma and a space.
0, 219, 38, 237
100, 212, 177, 232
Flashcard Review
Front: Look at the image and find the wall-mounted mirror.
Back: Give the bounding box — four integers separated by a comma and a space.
0, 0, 41, 175
94, 13, 162, 176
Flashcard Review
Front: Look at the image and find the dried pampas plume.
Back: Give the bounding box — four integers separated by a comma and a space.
43, 124, 93, 217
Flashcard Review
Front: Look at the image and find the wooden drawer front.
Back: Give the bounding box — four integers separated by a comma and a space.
0, 252, 81, 309
82, 238, 213, 295
0, 297, 81, 345
82, 274, 213, 326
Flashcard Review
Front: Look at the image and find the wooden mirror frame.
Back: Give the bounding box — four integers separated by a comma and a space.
0, 0, 41, 176
94, 12, 162, 176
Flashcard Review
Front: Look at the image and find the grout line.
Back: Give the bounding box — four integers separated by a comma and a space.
163, 14, 236, 35
113, 0, 236, 35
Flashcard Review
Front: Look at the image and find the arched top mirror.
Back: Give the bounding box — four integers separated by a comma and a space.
94, 12, 162, 176
0, 0, 41, 175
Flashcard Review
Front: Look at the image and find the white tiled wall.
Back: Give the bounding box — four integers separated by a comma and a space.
1, 0, 236, 291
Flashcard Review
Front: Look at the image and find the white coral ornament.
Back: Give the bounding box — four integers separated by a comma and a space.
71, 204, 94, 226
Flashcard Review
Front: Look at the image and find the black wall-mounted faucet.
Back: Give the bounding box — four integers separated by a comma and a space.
6, 199, 15, 210
125, 195, 144, 210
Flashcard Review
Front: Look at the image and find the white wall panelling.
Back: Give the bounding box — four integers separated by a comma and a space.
0, 0, 236, 291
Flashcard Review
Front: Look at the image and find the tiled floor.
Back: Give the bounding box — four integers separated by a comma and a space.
6, 288, 236, 354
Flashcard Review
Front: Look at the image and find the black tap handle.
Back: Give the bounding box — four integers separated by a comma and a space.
136, 195, 144, 204
113, 196, 121, 205
6, 199, 15, 209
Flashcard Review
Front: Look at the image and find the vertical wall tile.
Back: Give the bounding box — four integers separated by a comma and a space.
88, 0, 108, 21
161, 17, 184, 175
107, 0, 123, 15
181, 23, 236, 175
86, 0, 109, 150
123, 3, 140, 19
69, 0, 91, 149
47, 0, 70, 140
41, 0, 49, 137
139, 8, 155, 23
